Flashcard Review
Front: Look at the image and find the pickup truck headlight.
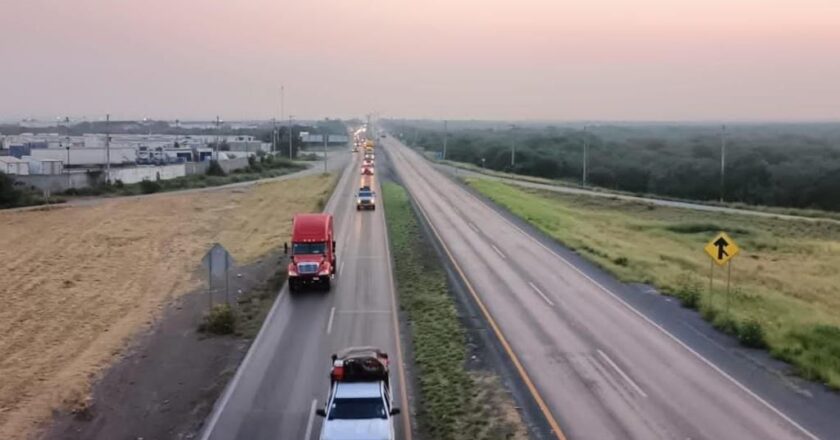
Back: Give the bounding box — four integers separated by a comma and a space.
318, 269, 331, 276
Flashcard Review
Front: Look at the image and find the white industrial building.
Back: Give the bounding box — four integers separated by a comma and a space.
0, 156, 30, 175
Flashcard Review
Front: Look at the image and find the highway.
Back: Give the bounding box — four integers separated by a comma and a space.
200, 148, 412, 439
384, 136, 835, 440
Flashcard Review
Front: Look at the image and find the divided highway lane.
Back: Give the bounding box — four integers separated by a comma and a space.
201, 149, 411, 440
385, 137, 825, 440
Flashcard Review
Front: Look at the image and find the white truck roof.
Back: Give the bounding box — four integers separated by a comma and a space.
334, 382, 381, 399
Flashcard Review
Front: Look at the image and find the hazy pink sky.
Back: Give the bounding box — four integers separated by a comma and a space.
1, 0, 839, 121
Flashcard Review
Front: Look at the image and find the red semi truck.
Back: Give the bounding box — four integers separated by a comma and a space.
287, 214, 336, 291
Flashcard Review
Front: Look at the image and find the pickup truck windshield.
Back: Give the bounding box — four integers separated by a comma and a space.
328, 397, 386, 420
293, 242, 326, 254
359, 191, 373, 197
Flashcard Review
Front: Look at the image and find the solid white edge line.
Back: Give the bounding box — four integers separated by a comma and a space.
528, 281, 555, 307
459, 175, 822, 440
490, 243, 506, 260
597, 349, 648, 398
200, 153, 353, 440
339, 260, 345, 276
468, 222, 479, 232
304, 398, 318, 440
326, 306, 336, 334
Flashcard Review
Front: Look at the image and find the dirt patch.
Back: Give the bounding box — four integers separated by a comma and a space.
42, 252, 285, 440
0, 174, 334, 439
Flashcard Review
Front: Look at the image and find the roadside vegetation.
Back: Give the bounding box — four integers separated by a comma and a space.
390, 122, 840, 212
467, 177, 840, 389
0, 171, 58, 208
199, 263, 288, 338
382, 181, 526, 440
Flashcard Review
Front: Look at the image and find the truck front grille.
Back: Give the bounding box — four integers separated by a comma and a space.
297, 262, 319, 274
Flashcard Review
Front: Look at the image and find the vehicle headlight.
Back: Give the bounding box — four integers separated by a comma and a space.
319, 269, 330, 276
357, 198, 362, 204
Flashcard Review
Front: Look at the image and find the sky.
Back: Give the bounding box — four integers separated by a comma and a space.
1, 0, 839, 121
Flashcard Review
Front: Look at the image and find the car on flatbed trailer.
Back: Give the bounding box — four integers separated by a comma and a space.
316, 347, 400, 440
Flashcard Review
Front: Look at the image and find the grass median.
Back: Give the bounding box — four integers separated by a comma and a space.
467, 177, 840, 389
382, 181, 525, 440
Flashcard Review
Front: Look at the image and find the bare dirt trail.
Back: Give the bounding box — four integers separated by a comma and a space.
0, 173, 334, 439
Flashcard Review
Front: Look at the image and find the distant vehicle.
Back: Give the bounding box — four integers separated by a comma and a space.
364, 152, 375, 162
362, 159, 373, 167
361, 165, 374, 176
316, 347, 400, 440
287, 214, 336, 291
357, 189, 376, 210
352, 146, 359, 153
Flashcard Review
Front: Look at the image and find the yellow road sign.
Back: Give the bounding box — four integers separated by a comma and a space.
704, 232, 740, 266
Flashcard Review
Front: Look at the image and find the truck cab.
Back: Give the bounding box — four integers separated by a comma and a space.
317, 347, 399, 440
287, 214, 336, 291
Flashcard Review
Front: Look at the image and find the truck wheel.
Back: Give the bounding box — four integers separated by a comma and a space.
322, 277, 331, 291
289, 279, 298, 292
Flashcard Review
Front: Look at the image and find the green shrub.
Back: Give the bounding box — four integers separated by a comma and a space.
207, 160, 227, 176
139, 179, 162, 194
613, 256, 629, 266
712, 314, 739, 336
737, 319, 767, 348
199, 304, 236, 335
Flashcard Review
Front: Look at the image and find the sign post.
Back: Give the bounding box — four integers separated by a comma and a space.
704, 231, 740, 315
202, 243, 235, 310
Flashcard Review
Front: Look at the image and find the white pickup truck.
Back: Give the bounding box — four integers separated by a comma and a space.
316, 347, 400, 440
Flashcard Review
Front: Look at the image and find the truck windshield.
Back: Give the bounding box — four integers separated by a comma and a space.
328, 397, 386, 420
359, 191, 373, 197
292, 242, 326, 254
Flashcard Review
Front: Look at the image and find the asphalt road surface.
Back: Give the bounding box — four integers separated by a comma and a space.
200, 148, 412, 440
384, 136, 837, 440
436, 163, 839, 224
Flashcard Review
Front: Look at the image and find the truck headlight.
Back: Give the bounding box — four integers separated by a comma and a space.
319, 269, 330, 276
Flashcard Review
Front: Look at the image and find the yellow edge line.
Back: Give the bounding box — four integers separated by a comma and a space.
410, 179, 569, 440
381, 180, 413, 440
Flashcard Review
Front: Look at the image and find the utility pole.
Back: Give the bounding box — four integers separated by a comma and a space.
442, 120, 448, 160
720, 125, 726, 202
271, 118, 277, 154
105, 114, 111, 183
510, 124, 516, 168
288, 115, 294, 160
215, 115, 221, 160
323, 130, 328, 173
582, 125, 588, 186
280, 85, 285, 124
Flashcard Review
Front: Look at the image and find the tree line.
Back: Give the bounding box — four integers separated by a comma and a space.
386, 122, 840, 211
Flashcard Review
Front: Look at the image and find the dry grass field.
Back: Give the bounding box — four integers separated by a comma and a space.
0, 173, 334, 439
